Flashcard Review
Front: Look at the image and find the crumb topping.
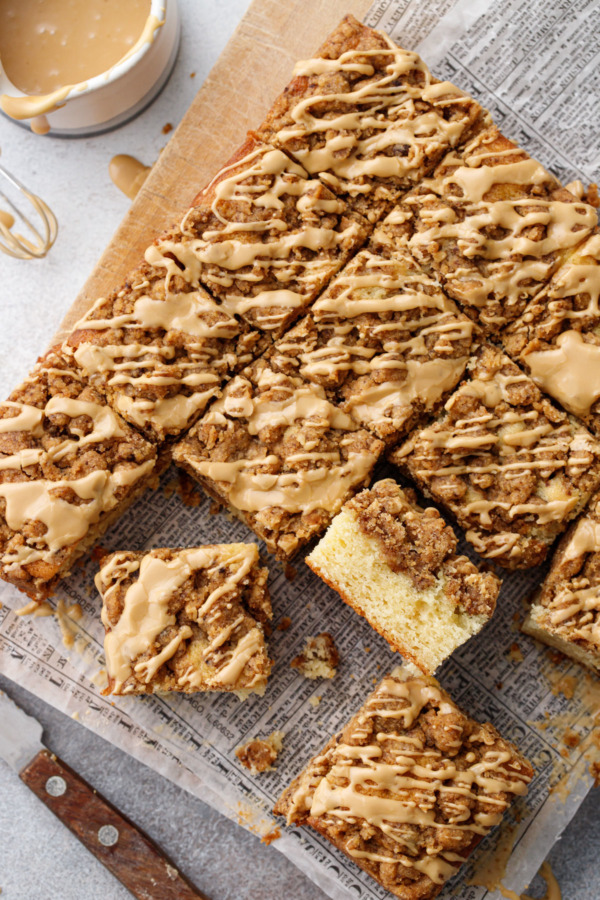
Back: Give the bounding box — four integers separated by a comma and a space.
394, 345, 600, 568
0, 347, 156, 594
98, 544, 271, 695
347, 480, 498, 614
277, 672, 532, 900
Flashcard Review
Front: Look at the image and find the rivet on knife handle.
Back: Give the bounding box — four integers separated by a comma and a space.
20, 749, 209, 900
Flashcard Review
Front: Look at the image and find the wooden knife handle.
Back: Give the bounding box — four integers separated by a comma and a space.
20, 749, 209, 900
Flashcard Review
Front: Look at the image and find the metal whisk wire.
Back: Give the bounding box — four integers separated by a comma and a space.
0, 163, 58, 260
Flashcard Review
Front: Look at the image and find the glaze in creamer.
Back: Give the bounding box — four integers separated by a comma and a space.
0, 0, 160, 123
109, 154, 151, 200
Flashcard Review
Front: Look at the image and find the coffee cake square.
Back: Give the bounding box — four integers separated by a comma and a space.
392, 345, 600, 569
67, 258, 263, 443
402, 127, 597, 332
256, 14, 486, 223
98, 543, 272, 696
172, 357, 384, 560
269, 217, 475, 445
523, 493, 600, 674
307, 480, 499, 673
0, 347, 157, 601
275, 666, 533, 900
145, 137, 371, 338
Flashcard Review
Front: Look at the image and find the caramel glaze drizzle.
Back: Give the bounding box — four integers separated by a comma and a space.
536, 500, 600, 651
69, 275, 247, 437
180, 363, 381, 516
397, 348, 600, 563
272, 244, 473, 437
269, 36, 482, 199
404, 130, 597, 329
145, 145, 365, 333
0, 356, 155, 576
506, 233, 600, 420
284, 673, 531, 887
99, 544, 268, 694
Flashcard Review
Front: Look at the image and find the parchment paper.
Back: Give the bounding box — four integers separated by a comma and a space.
2, 1, 599, 897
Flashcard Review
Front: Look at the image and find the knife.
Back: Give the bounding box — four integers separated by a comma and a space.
0, 689, 209, 900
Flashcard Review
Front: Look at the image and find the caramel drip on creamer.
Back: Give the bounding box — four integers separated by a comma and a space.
72, 286, 240, 432
288, 676, 530, 885
278, 39, 473, 188
196, 376, 377, 514
145, 146, 361, 330
0, 394, 153, 572
99, 545, 264, 692
408, 367, 597, 528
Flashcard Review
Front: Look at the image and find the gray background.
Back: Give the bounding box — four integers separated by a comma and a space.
0, 1, 598, 897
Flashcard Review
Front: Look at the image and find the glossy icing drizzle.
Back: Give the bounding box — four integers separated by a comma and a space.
145, 145, 363, 331
285, 674, 531, 885
99, 544, 267, 693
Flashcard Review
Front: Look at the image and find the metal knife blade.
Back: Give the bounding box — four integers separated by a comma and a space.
0, 689, 44, 773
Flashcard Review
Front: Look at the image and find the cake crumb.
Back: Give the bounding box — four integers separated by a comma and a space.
508, 642, 524, 663
261, 827, 281, 845
284, 563, 297, 581
308, 695, 321, 708
236, 731, 284, 774
277, 616, 292, 632
552, 675, 578, 700
563, 728, 581, 749
291, 633, 339, 680
162, 122, 173, 134
176, 471, 204, 507
190, 71, 196, 78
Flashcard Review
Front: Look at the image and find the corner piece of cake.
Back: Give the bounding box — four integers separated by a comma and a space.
392, 344, 600, 569
0, 347, 158, 602
172, 358, 384, 561
502, 231, 600, 435
274, 666, 533, 900
523, 493, 600, 674
98, 543, 272, 697
307, 480, 499, 673
255, 14, 487, 222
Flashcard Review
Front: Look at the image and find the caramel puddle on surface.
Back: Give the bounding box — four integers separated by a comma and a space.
109, 154, 151, 200
468, 821, 562, 899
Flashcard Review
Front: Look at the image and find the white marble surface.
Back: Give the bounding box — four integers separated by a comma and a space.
0, 2, 598, 898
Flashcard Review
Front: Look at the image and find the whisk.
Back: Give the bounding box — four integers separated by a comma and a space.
0, 162, 58, 260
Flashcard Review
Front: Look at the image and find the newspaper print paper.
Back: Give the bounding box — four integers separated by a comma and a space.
2, 1, 599, 897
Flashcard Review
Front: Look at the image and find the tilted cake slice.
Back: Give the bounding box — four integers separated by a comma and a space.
98, 543, 272, 697
307, 480, 499, 673
0, 347, 158, 602
523, 493, 600, 674
256, 14, 487, 222
275, 666, 533, 900
171, 357, 384, 561
392, 344, 600, 569
401, 126, 597, 332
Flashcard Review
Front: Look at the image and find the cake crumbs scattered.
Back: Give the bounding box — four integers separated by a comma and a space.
284, 563, 297, 581
261, 827, 281, 845
308, 695, 321, 708
277, 616, 292, 632
552, 675, 578, 700
508, 642, 524, 663
364, 646, 371, 653
290, 633, 339, 680
563, 728, 581, 749
162, 122, 173, 134
190, 71, 196, 78
236, 731, 284, 774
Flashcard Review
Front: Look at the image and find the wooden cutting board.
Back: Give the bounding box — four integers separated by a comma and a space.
55, 0, 373, 342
